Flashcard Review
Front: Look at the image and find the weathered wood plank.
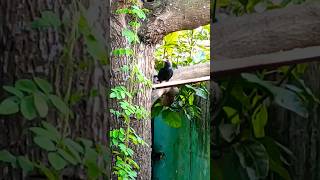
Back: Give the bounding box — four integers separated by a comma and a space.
212, 46, 320, 76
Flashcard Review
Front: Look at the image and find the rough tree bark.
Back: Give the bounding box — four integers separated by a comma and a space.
0, 0, 109, 179
212, 2, 320, 179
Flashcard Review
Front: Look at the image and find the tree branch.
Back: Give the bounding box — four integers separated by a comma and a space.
213, 2, 320, 59
139, 0, 210, 44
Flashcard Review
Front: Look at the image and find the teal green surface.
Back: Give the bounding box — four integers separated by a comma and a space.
152, 114, 210, 180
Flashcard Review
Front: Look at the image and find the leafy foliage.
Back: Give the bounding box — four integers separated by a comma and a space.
0, 121, 110, 179
0, 78, 70, 120
0, 3, 111, 178
110, 3, 151, 179
212, 1, 318, 179
152, 24, 210, 128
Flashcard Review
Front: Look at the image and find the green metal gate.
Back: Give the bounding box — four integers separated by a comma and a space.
152, 113, 210, 180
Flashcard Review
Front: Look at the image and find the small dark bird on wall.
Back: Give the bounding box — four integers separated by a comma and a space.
157, 60, 173, 83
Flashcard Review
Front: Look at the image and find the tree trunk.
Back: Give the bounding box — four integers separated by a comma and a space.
109, 2, 155, 179
0, 0, 110, 179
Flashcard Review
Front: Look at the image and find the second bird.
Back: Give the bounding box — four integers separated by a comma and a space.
157, 60, 173, 83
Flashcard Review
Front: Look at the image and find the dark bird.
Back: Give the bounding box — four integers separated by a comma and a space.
157, 60, 173, 83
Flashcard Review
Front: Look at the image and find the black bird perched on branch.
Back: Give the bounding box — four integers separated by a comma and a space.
156, 60, 173, 83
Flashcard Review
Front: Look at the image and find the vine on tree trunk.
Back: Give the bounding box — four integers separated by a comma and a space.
109, 1, 152, 179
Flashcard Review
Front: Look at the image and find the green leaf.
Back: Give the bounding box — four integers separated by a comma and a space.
0, 150, 17, 167
223, 106, 240, 124
41, 121, 61, 140
241, 73, 308, 118
20, 96, 37, 120
162, 109, 182, 128
30, 127, 59, 142
77, 138, 93, 148
48, 95, 69, 115
252, 105, 268, 138
235, 139, 269, 179
34, 92, 48, 118
270, 159, 291, 180
57, 148, 77, 165
15, 79, 38, 93
131, 5, 147, 19
33, 137, 56, 151
122, 28, 139, 44
84, 34, 109, 65
63, 138, 83, 162
83, 147, 98, 163
34, 77, 53, 94
112, 48, 133, 56
3, 86, 24, 98
48, 152, 67, 170
259, 137, 291, 180
85, 160, 102, 179
0, 98, 19, 115
63, 138, 84, 154
17, 156, 34, 173
31, 11, 61, 29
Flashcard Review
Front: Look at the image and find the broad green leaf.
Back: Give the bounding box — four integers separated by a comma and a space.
63, 138, 84, 154
84, 34, 109, 65
33, 137, 56, 151
195, 88, 208, 99
112, 48, 133, 56
131, 5, 146, 19
83, 147, 98, 163
259, 137, 291, 180
0, 98, 19, 115
63, 139, 82, 163
270, 159, 291, 180
252, 105, 268, 138
15, 79, 38, 93
48, 95, 69, 115
34, 92, 48, 118
122, 28, 139, 44
20, 96, 37, 120
57, 148, 77, 165
41, 121, 61, 140
48, 152, 67, 170
223, 106, 240, 124
34, 77, 53, 94
78, 14, 90, 35
77, 138, 93, 148
78, 14, 108, 65
3, 86, 24, 98
85, 160, 102, 179
241, 73, 308, 118
17, 156, 34, 173
235, 140, 269, 179
162, 109, 182, 128
31, 11, 61, 29
0, 150, 17, 167
30, 127, 59, 142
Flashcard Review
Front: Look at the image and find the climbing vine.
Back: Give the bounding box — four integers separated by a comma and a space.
109, 1, 151, 179
0, 2, 110, 179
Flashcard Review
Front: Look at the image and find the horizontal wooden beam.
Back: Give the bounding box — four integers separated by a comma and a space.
152, 76, 210, 89
212, 46, 320, 76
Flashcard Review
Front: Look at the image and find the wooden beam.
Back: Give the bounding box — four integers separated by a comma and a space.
213, 2, 320, 59
212, 46, 320, 76
152, 76, 210, 89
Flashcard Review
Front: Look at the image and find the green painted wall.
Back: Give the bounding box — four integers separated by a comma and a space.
152, 114, 210, 180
